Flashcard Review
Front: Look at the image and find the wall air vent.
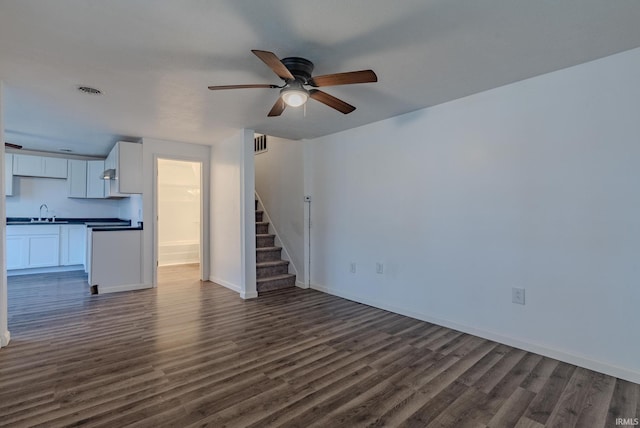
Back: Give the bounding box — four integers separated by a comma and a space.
254, 134, 267, 154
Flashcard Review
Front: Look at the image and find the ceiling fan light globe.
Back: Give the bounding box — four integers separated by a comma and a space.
282, 89, 308, 107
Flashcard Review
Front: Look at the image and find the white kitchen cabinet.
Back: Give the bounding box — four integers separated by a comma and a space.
60, 224, 86, 266
86, 160, 107, 198
4, 153, 13, 196
12, 154, 41, 176
6, 225, 60, 269
105, 141, 142, 197
68, 159, 108, 199
44, 157, 68, 178
68, 159, 87, 198
6, 235, 26, 270
13, 154, 68, 179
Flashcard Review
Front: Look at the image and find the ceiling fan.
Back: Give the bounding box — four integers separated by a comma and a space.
208, 50, 377, 117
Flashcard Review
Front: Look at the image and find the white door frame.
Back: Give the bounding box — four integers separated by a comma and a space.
153, 155, 205, 285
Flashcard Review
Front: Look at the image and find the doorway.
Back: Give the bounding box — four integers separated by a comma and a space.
156, 158, 202, 285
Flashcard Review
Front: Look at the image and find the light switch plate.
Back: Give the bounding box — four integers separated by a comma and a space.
512, 287, 525, 305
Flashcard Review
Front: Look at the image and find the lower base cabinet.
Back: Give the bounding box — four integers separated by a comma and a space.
60, 225, 86, 266
7, 224, 86, 271
6, 226, 60, 270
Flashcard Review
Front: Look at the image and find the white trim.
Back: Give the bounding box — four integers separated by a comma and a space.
0, 330, 10, 347
7, 265, 84, 276
295, 280, 309, 289
241, 290, 258, 299
152, 154, 206, 286
0, 81, 9, 351
98, 283, 152, 294
209, 276, 241, 293
254, 191, 300, 279
209, 275, 257, 299
241, 129, 257, 298
158, 240, 199, 266
311, 283, 640, 384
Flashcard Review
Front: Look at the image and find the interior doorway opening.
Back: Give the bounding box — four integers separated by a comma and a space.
156, 158, 202, 285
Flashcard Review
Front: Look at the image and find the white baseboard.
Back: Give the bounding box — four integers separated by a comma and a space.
311, 283, 640, 384
0, 330, 10, 348
208, 276, 256, 299
241, 290, 258, 299
98, 283, 152, 294
159, 261, 200, 267
209, 276, 241, 294
296, 280, 309, 289
7, 265, 84, 276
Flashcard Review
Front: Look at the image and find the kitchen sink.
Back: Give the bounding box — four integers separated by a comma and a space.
7, 220, 69, 225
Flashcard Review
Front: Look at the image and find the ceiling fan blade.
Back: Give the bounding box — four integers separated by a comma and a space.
4, 142, 23, 149
309, 89, 356, 114
208, 84, 278, 90
251, 50, 295, 81
267, 97, 286, 117
310, 70, 377, 87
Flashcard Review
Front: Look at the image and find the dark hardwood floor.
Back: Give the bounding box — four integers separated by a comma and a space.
1, 266, 638, 427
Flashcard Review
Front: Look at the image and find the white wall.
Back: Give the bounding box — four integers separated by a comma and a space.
305, 47, 640, 383
0, 81, 9, 349
254, 136, 305, 283
6, 176, 122, 218
210, 129, 256, 298
119, 194, 142, 225
141, 137, 211, 286
158, 159, 200, 266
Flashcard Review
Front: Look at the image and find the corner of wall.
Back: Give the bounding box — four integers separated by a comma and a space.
241, 129, 256, 298
0, 80, 9, 348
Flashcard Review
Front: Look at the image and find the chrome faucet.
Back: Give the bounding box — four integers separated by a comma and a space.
39, 204, 49, 221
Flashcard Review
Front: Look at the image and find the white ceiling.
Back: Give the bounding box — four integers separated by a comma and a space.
2, 0, 640, 156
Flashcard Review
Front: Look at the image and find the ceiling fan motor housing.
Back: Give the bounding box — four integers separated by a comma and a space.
281, 57, 314, 83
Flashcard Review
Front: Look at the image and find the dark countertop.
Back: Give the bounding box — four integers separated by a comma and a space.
91, 226, 143, 232
7, 217, 132, 226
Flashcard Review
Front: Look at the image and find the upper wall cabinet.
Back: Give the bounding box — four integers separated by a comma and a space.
87, 160, 108, 198
67, 159, 109, 199
5, 153, 13, 196
105, 141, 142, 197
13, 154, 68, 179
68, 159, 88, 198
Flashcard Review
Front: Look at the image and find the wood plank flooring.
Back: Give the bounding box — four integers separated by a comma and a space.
1, 266, 638, 427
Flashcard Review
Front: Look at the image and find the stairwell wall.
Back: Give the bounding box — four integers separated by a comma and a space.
304, 47, 640, 383
0, 81, 9, 349
210, 129, 256, 299
254, 136, 305, 284
142, 137, 211, 287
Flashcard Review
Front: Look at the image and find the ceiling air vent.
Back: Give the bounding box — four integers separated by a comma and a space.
254, 135, 267, 154
77, 86, 103, 95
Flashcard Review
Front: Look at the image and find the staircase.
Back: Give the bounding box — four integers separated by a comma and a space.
255, 200, 296, 294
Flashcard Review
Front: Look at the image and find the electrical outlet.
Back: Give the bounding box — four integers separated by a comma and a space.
512, 287, 525, 305
376, 262, 384, 274
350, 262, 356, 273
